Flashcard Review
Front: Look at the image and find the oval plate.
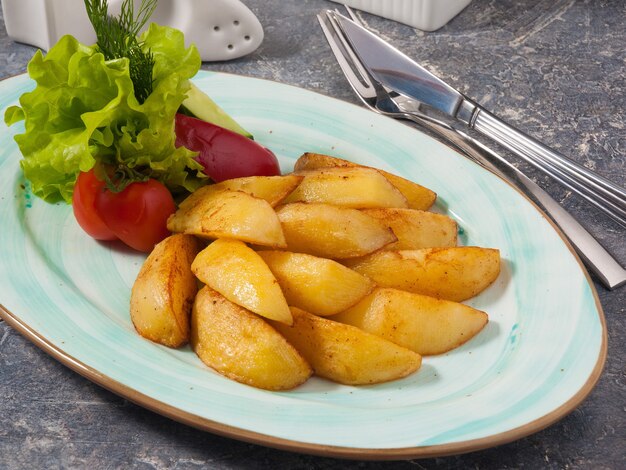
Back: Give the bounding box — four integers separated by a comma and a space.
0, 71, 606, 459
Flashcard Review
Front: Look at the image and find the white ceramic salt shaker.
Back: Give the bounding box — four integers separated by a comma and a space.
1, 0, 264, 61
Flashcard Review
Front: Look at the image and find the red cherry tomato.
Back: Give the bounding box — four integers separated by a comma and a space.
72, 169, 117, 241
94, 179, 176, 253
175, 113, 280, 182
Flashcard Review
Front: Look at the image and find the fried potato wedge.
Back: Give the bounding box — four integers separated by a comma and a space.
175, 175, 303, 212
382, 172, 436, 211
272, 307, 422, 385
276, 202, 397, 259
293, 152, 355, 172
257, 250, 376, 316
294, 152, 436, 210
332, 288, 488, 355
167, 188, 287, 248
343, 247, 501, 302
192, 239, 292, 324
216, 175, 304, 207
284, 167, 408, 209
130, 234, 201, 347
362, 208, 457, 250
191, 287, 312, 390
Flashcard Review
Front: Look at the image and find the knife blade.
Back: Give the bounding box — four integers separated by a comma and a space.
330, 13, 482, 124
332, 12, 626, 228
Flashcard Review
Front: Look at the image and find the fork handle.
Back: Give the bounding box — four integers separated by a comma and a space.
471, 106, 626, 227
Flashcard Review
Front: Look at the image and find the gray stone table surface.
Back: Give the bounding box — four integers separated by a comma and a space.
1, 0, 624, 468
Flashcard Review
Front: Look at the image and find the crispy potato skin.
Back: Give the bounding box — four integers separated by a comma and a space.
343, 247, 501, 302
293, 153, 436, 210
272, 307, 422, 385
130, 234, 201, 347
362, 208, 458, 250
191, 287, 312, 391
332, 288, 488, 355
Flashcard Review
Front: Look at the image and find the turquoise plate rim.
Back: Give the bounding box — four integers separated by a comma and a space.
0, 70, 607, 460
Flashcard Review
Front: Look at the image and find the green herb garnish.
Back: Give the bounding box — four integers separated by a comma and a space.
84, 0, 158, 103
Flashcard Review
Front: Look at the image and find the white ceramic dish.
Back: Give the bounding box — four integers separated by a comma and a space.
0, 0, 263, 61
0, 70, 606, 459
331, 0, 473, 31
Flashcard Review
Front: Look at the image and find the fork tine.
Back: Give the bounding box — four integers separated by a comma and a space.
343, 4, 360, 23
317, 11, 374, 100
327, 10, 374, 87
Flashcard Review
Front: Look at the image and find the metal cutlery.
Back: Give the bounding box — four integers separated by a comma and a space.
317, 8, 626, 290
329, 10, 626, 229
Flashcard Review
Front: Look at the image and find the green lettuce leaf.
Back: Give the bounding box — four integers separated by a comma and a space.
4, 24, 205, 203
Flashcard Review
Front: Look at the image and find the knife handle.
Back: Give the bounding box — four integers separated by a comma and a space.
471, 106, 626, 227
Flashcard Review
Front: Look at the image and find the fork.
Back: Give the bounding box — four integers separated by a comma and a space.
317, 8, 626, 290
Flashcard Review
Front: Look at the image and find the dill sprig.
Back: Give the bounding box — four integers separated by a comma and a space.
84, 0, 158, 103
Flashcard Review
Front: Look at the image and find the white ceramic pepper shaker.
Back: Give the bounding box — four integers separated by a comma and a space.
139, 0, 264, 61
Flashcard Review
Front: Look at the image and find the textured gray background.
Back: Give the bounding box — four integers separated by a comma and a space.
1, 0, 624, 468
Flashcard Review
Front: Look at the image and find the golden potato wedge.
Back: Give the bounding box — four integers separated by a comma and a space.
275, 202, 397, 259
191, 287, 312, 390
167, 188, 287, 248
332, 288, 488, 355
293, 152, 355, 172
216, 174, 304, 207
272, 307, 422, 385
343, 247, 501, 302
175, 175, 303, 212
173, 184, 223, 215
130, 234, 201, 347
257, 251, 376, 316
192, 239, 292, 324
382, 172, 436, 211
293, 153, 436, 210
362, 208, 457, 250
284, 167, 408, 209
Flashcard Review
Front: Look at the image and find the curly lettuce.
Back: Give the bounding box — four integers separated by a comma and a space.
4, 23, 205, 204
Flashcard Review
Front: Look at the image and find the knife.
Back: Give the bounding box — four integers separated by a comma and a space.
332, 12, 626, 228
